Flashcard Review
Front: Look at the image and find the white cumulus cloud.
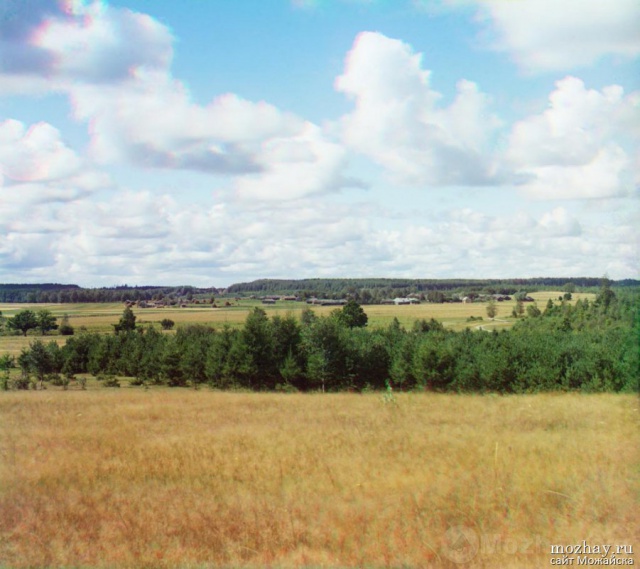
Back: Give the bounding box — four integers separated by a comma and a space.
336, 31, 504, 187
233, 122, 362, 201
453, 0, 640, 73
70, 70, 303, 174
0, 119, 82, 183
1, 0, 364, 205
0, 181, 635, 283
508, 77, 638, 199
1, 1, 637, 284
0, 0, 173, 88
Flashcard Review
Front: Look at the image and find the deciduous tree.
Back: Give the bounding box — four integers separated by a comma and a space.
7, 310, 38, 336
486, 300, 498, 320
28, 339, 53, 389
336, 300, 368, 328
243, 308, 276, 387
596, 276, 616, 310
37, 309, 58, 335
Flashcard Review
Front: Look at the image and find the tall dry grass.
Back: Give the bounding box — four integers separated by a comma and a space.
0, 391, 637, 568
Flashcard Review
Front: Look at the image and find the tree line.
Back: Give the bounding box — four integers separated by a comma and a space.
0, 284, 219, 304
4, 284, 638, 394
226, 277, 628, 297
2, 278, 639, 304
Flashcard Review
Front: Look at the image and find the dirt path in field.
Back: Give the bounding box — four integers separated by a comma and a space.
475, 317, 509, 331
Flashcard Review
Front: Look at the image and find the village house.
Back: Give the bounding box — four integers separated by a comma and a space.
393, 297, 420, 305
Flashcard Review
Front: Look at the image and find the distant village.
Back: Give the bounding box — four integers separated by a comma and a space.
124, 292, 535, 309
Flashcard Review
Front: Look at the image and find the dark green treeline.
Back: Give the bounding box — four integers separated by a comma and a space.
10, 289, 640, 393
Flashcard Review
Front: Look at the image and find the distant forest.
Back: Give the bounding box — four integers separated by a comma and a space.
0, 284, 220, 304
0, 277, 638, 304
226, 277, 639, 300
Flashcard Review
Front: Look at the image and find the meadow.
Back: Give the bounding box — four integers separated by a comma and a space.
0, 391, 637, 568
0, 291, 596, 357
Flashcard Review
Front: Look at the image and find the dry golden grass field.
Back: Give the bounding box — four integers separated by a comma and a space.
0, 391, 637, 568
0, 292, 596, 357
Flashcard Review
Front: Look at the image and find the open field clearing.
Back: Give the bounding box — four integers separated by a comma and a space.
0, 391, 637, 568
0, 336, 68, 358
0, 292, 597, 358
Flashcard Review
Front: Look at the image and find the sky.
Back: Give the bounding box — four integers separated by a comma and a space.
0, 0, 638, 287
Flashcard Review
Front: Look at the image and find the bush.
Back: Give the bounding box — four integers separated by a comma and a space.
48, 373, 66, 386
0, 354, 15, 370
275, 382, 298, 393
98, 374, 120, 388
14, 377, 30, 390
526, 304, 542, 318
59, 324, 75, 336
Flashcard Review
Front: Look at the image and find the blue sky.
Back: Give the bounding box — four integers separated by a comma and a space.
0, 0, 638, 287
